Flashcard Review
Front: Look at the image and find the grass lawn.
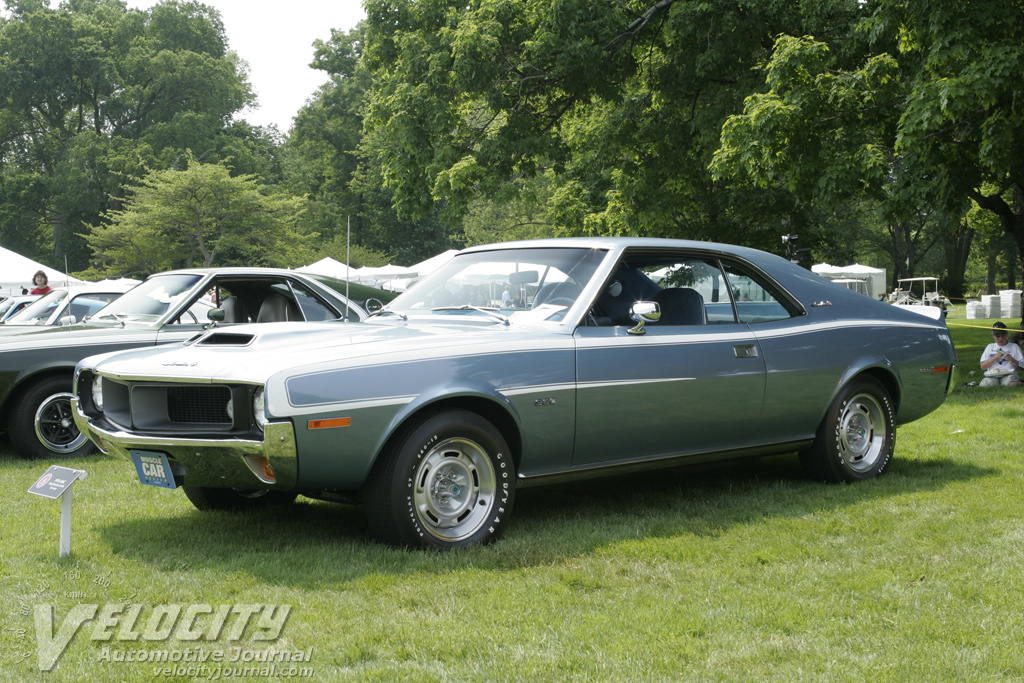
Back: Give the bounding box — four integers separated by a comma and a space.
2, 319, 1023, 682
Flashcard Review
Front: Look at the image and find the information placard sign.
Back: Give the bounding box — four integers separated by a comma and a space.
28, 466, 87, 499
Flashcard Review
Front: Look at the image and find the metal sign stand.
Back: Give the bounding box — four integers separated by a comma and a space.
28, 466, 88, 557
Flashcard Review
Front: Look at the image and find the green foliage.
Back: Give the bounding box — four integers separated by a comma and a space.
82, 156, 314, 278
360, 0, 861, 244
712, 0, 1024, 285
286, 22, 465, 266
0, 0, 265, 271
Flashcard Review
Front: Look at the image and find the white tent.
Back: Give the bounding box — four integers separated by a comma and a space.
0, 246, 86, 298
296, 257, 364, 281
812, 263, 887, 299
358, 264, 418, 279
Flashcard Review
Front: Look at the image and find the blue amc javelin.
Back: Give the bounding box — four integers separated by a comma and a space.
71, 238, 958, 548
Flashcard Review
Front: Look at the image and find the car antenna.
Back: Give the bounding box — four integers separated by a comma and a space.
64, 255, 71, 333
345, 215, 350, 322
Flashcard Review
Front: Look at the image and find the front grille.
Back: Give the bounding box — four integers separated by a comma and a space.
167, 386, 231, 424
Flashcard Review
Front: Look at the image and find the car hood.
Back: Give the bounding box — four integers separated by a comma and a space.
83, 318, 564, 384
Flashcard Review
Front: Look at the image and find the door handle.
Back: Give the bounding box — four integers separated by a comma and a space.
734, 344, 758, 358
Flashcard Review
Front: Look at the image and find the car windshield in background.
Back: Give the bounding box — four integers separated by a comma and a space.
4, 289, 70, 325
91, 273, 203, 323
385, 247, 606, 322
6, 289, 127, 326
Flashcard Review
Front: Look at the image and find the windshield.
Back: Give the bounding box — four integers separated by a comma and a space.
385, 247, 606, 323
5, 289, 70, 325
92, 274, 204, 323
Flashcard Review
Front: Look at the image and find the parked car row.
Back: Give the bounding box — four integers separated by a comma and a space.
1, 268, 392, 459
0, 282, 136, 331
62, 238, 958, 548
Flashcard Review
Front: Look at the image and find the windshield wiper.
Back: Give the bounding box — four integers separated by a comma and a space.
92, 313, 127, 327
430, 305, 510, 326
367, 309, 408, 321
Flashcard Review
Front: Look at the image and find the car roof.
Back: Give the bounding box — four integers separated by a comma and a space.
458, 236, 774, 261
147, 267, 309, 278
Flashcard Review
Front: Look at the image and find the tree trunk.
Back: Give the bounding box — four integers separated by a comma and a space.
966, 184, 1024, 326
941, 219, 973, 299
986, 251, 997, 295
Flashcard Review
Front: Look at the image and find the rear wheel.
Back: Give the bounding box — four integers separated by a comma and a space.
182, 486, 298, 510
364, 410, 516, 549
800, 377, 895, 482
9, 376, 95, 459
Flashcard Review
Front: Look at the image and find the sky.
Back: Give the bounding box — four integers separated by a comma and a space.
125, 0, 367, 132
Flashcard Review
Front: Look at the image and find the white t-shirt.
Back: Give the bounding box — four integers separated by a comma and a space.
981, 342, 1024, 376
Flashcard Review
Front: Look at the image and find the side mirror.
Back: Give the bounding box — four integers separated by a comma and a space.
207, 308, 226, 322
628, 301, 660, 335
59, 315, 77, 327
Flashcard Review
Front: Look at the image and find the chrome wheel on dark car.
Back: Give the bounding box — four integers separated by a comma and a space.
801, 377, 895, 482
412, 436, 497, 541
10, 377, 95, 459
365, 410, 516, 549
34, 392, 90, 455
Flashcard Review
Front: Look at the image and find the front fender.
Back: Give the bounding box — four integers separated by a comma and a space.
370, 382, 525, 471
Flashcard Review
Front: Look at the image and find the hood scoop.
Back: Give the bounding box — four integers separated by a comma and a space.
196, 331, 257, 347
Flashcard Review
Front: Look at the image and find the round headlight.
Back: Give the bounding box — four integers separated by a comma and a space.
91, 376, 104, 411
225, 397, 234, 421
253, 387, 267, 430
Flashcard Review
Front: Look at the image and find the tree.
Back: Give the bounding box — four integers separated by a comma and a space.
82, 156, 312, 277
360, 0, 861, 249
710, 0, 1024, 303
287, 22, 462, 265
0, 0, 257, 269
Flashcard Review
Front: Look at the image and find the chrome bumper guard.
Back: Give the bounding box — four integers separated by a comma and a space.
72, 397, 298, 489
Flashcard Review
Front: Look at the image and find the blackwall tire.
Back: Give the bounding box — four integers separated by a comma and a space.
9, 376, 95, 459
800, 377, 895, 483
364, 410, 516, 549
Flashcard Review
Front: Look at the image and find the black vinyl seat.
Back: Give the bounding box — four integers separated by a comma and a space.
653, 288, 706, 325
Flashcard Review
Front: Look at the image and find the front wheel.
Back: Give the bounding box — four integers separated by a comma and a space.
364, 410, 516, 549
800, 377, 895, 482
9, 376, 95, 459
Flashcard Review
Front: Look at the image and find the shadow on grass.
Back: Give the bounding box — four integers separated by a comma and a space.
95, 452, 995, 584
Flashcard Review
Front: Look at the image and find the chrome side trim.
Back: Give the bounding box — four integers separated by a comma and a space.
577, 377, 695, 390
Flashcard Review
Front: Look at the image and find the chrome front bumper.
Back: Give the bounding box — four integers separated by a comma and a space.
72, 397, 298, 489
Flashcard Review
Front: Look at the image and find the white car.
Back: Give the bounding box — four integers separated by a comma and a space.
0, 283, 136, 329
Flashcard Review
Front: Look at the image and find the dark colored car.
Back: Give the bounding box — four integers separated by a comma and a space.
72, 238, 958, 548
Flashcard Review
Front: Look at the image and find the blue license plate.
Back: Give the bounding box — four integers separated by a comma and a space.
130, 450, 177, 489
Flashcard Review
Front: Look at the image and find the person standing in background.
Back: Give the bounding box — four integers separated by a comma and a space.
29, 270, 51, 295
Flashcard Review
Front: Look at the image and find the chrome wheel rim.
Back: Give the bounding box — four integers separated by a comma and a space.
34, 392, 89, 455
413, 437, 496, 541
838, 392, 886, 472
